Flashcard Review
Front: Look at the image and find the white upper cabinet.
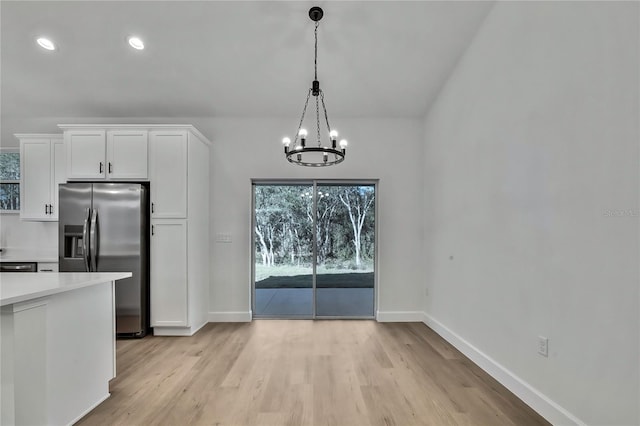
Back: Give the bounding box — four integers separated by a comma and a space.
65, 130, 106, 179
106, 130, 148, 179
64, 128, 148, 180
149, 131, 187, 218
18, 135, 65, 221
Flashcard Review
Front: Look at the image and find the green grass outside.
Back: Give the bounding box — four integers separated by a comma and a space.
255, 264, 374, 289
255, 264, 373, 282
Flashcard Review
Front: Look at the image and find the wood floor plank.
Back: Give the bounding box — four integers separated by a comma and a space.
77, 321, 550, 426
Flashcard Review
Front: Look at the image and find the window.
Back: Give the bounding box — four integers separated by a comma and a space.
0, 149, 20, 212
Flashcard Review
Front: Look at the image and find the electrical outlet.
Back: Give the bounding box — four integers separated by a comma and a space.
215, 233, 232, 243
538, 336, 548, 357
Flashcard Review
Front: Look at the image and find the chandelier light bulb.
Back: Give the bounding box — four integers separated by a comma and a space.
339, 139, 348, 149
282, 136, 292, 153
329, 130, 338, 139
298, 128, 308, 137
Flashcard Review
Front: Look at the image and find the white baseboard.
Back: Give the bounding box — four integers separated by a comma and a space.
376, 310, 424, 322
207, 311, 252, 322
153, 327, 195, 337
152, 320, 207, 337
422, 312, 584, 426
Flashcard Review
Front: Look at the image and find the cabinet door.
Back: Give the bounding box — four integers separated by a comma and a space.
150, 220, 188, 327
20, 139, 51, 220
50, 139, 66, 220
106, 130, 148, 180
66, 130, 106, 179
149, 131, 187, 218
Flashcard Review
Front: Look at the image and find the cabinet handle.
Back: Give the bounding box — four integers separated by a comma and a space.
108, 162, 113, 174
152, 225, 155, 236
49, 204, 53, 215
45, 204, 49, 215
151, 202, 155, 214
99, 162, 104, 173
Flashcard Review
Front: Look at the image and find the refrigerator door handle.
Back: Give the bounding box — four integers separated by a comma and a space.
90, 209, 100, 272
82, 207, 91, 272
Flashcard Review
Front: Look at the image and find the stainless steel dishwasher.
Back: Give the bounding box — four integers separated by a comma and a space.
0, 262, 38, 272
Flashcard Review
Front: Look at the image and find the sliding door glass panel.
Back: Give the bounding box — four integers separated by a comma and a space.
253, 184, 313, 317
315, 184, 375, 317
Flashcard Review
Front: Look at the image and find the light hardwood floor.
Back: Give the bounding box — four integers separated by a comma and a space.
78, 321, 550, 426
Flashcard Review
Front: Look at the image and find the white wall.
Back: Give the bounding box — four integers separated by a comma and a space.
0, 214, 57, 251
422, 2, 639, 425
210, 117, 425, 320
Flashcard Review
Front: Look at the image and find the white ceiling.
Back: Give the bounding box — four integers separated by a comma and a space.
1, 1, 493, 126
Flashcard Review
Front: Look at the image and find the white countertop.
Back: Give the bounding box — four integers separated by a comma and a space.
0, 248, 58, 263
0, 272, 132, 306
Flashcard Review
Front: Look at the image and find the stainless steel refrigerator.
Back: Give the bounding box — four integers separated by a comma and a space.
59, 183, 149, 337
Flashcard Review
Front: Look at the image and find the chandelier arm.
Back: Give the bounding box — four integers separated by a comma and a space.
294, 88, 313, 145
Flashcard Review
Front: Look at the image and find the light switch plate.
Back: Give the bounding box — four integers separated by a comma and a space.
538, 336, 548, 357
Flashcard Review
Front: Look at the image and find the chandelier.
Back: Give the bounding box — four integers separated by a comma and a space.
282, 6, 347, 167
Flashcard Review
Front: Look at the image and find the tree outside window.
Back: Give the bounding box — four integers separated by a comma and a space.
254, 184, 375, 272
0, 150, 20, 211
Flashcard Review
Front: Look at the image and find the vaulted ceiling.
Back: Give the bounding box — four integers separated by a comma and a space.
1, 1, 493, 140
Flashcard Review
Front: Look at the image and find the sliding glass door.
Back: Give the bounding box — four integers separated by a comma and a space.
253, 184, 314, 317
252, 181, 376, 319
315, 184, 375, 317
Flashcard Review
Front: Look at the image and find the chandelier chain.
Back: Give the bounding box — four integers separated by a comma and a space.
294, 88, 312, 145
320, 92, 331, 137
314, 21, 319, 81
316, 95, 321, 146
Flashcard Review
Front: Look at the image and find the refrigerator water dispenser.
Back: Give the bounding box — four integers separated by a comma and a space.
63, 225, 84, 259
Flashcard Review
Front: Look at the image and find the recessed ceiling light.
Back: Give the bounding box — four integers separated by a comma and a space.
36, 37, 56, 51
127, 36, 144, 50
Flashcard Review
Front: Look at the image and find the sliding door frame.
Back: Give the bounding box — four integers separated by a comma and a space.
251, 179, 378, 320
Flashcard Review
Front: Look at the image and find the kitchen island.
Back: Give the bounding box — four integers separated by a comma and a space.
0, 272, 131, 426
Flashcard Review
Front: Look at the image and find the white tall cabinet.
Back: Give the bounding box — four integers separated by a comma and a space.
17, 134, 65, 221
148, 128, 210, 336
58, 124, 211, 337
